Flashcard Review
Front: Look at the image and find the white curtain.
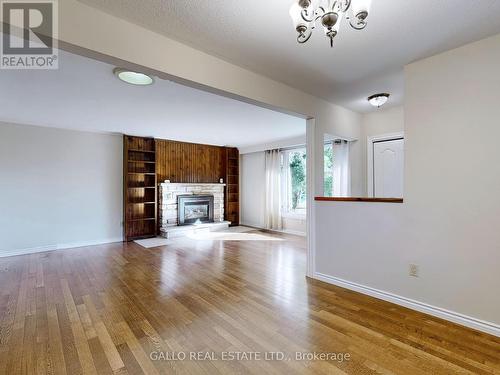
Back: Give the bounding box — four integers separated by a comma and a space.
333, 140, 351, 197
265, 149, 282, 230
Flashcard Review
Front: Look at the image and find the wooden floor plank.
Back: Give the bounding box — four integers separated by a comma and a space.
0, 229, 498, 374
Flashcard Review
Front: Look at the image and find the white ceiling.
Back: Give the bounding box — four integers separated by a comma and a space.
0, 47, 305, 148
79, 0, 500, 113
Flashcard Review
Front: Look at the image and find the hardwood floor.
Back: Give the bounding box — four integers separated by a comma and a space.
0, 230, 498, 374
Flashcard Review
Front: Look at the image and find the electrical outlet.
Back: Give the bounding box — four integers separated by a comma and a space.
409, 264, 419, 278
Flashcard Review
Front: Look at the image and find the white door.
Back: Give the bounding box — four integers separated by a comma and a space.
373, 138, 404, 198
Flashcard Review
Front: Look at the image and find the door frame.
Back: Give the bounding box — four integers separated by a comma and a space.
306, 118, 316, 278
367, 132, 404, 197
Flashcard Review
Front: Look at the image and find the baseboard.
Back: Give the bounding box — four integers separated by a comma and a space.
0, 237, 123, 258
280, 229, 306, 237
240, 221, 265, 230
240, 222, 306, 237
313, 272, 500, 338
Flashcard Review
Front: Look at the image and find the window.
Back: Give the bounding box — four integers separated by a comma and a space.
323, 139, 351, 197
281, 148, 306, 215
324, 142, 334, 197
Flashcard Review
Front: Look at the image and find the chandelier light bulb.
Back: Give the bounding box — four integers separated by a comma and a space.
352, 0, 372, 18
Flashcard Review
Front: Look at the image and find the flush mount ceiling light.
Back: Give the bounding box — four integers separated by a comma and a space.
113, 68, 154, 86
289, 0, 372, 47
368, 93, 390, 108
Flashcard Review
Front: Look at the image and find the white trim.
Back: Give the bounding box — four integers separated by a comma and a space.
239, 221, 264, 229
314, 272, 500, 338
240, 223, 306, 237
0, 238, 123, 258
367, 132, 404, 197
281, 229, 306, 237
306, 118, 316, 278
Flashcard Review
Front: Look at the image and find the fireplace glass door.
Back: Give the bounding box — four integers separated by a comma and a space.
177, 195, 214, 225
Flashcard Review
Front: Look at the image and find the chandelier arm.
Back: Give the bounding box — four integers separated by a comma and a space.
297, 29, 313, 44
301, 6, 326, 23
314, 7, 326, 22
349, 18, 367, 30
339, 0, 351, 13
331, 0, 351, 13
301, 8, 314, 23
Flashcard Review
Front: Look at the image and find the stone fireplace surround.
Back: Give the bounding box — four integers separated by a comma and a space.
160, 182, 229, 238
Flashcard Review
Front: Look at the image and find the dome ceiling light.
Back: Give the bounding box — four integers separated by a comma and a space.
368, 93, 390, 108
289, 0, 372, 47
113, 68, 154, 86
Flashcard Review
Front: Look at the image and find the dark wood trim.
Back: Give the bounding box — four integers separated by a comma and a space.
315, 197, 404, 203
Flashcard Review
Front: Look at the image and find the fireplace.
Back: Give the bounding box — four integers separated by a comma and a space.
177, 195, 214, 225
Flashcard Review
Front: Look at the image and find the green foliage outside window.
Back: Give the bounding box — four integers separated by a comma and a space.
324, 143, 334, 197
289, 151, 306, 210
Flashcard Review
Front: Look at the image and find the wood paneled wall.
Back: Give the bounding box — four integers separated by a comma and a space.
156, 139, 226, 183
155, 139, 239, 226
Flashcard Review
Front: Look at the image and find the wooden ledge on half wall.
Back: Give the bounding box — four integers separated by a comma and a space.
315, 197, 404, 203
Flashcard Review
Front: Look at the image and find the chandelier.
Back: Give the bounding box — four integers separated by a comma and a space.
289, 0, 372, 47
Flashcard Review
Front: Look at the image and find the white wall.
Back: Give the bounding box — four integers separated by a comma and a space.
0, 122, 123, 256
240, 152, 266, 229
362, 106, 405, 138
315, 34, 500, 335
360, 106, 405, 195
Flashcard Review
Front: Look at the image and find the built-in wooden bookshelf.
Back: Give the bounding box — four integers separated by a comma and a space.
123, 135, 157, 241
225, 147, 239, 226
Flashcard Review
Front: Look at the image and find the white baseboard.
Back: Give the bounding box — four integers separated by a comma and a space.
240, 222, 306, 237
240, 221, 265, 229
0, 237, 123, 258
280, 229, 306, 237
313, 272, 500, 338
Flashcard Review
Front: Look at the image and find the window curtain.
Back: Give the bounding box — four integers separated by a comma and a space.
265, 149, 282, 230
332, 140, 351, 197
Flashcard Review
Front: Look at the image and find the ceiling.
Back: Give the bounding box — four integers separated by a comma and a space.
0, 47, 305, 148
79, 0, 500, 113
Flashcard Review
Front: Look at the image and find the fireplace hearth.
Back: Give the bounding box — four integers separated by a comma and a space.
177, 195, 214, 225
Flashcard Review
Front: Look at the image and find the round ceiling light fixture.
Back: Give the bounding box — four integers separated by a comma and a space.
368, 93, 390, 108
113, 68, 154, 86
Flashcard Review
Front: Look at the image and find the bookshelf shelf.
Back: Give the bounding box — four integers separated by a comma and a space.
124, 136, 157, 241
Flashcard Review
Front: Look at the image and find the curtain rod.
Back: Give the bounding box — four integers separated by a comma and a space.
277, 144, 306, 152
269, 139, 349, 153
